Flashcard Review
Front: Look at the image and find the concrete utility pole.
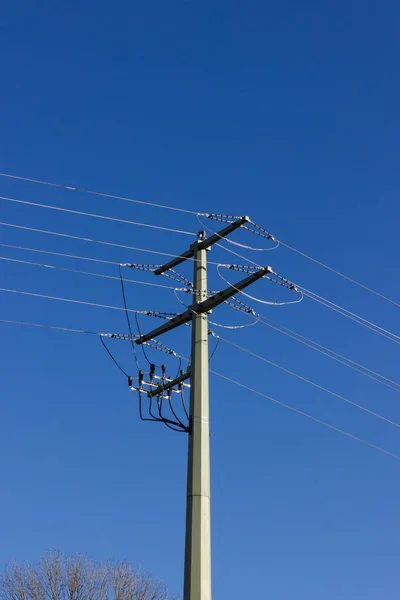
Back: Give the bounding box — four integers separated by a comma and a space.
136, 220, 272, 600
184, 238, 211, 600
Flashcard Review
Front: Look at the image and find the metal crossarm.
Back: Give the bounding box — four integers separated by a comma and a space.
135, 265, 272, 345
196, 266, 272, 313
153, 216, 248, 276
147, 369, 191, 398
135, 310, 192, 344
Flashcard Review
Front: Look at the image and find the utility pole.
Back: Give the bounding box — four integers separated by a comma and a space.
183, 237, 211, 600
135, 218, 273, 600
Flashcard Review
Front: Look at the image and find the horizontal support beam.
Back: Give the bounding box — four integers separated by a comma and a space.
196, 216, 249, 251
154, 247, 196, 276
136, 310, 193, 344
147, 370, 191, 398
136, 265, 272, 344
197, 266, 272, 313
154, 216, 249, 276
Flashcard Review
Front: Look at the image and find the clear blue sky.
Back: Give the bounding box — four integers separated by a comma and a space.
1, 1, 399, 598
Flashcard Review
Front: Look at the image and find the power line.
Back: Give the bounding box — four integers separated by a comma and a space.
3, 223, 398, 340
0, 256, 189, 292
1, 316, 398, 461
0, 222, 223, 265
258, 316, 400, 393
100, 335, 130, 378
202, 215, 400, 307
0, 172, 199, 215
0, 195, 196, 236
1, 172, 398, 308
3, 225, 398, 389
118, 264, 140, 370
298, 285, 400, 345
0, 287, 173, 315
4, 238, 398, 386
216, 242, 400, 345
216, 263, 304, 307
277, 239, 400, 308
13, 246, 395, 393
218, 336, 400, 429
0, 318, 102, 336
17, 232, 391, 346
196, 213, 280, 252
210, 369, 400, 461
0, 318, 174, 346
0, 243, 120, 265
1, 246, 268, 318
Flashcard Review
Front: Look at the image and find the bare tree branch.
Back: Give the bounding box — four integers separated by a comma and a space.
0, 564, 29, 600
0, 553, 176, 600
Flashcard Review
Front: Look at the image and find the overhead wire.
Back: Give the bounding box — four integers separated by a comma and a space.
0, 317, 157, 388
4, 234, 397, 387
173, 288, 261, 330
170, 347, 400, 460
173, 346, 400, 461
1, 316, 398, 460
258, 315, 400, 393
216, 242, 400, 344
216, 241, 268, 265
126, 280, 165, 366
0, 243, 120, 265
196, 213, 280, 252
0, 287, 170, 315
0, 318, 140, 346
297, 285, 400, 345
1, 171, 398, 307
208, 335, 221, 363
2, 182, 398, 425
216, 264, 304, 306
0, 255, 190, 293
218, 336, 400, 429
0, 172, 199, 215
1, 315, 395, 398
3, 223, 398, 392
1, 250, 185, 367
0, 318, 179, 359
0, 222, 223, 266
0, 318, 102, 336
209, 369, 400, 461
4, 227, 397, 340
100, 336, 130, 378
202, 214, 399, 307
277, 238, 400, 308
134, 312, 154, 366
118, 264, 140, 369
0, 195, 196, 236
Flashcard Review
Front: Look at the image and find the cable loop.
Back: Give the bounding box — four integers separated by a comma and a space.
173, 289, 261, 330
216, 264, 304, 306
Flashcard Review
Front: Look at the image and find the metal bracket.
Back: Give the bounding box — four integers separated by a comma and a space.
147, 369, 191, 398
